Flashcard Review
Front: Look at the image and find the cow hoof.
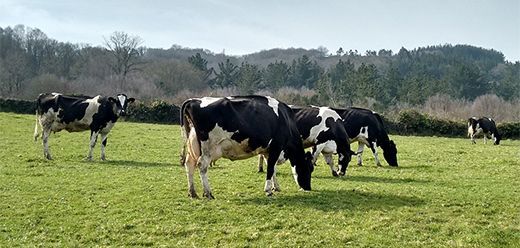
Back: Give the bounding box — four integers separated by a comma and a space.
265, 191, 274, 196
258, 168, 264, 173
203, 192, 214, 200
332, 171, 339, 177
101, 156, 106, 161
188, 192, 199, 198
357, 163, 362, 166
377, 163, 382, 167
272, 186, 281, 192
338, 171, 346, 176
45, 154, 53, 160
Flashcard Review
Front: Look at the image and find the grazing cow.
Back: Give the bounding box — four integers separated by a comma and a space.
181, 96, 313, 199
332, 107, 398, 167
467, 117, 501, 145
34, 93, 135, 160
258, 106, 354, 177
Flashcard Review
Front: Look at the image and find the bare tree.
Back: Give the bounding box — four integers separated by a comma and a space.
104, 31, 145, 90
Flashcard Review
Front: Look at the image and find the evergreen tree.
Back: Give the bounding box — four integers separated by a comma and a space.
336, 47, 344, 56
188, 52, 214, 86
445, 62, 486, 99
214, 58, 238, 88
491, 62, 520, 100
355, 63, 382, 102
188, 52, 208, 71
382, 63, 402, 103
327, 59, 356, 105
263, 60, 289, 90
236, 62, 263, 94
288, 55, 322, 88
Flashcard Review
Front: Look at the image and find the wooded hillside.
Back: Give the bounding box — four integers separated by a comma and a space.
1, 25, 518, 120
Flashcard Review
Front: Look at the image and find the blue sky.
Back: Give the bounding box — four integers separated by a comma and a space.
1, 0, 519, 61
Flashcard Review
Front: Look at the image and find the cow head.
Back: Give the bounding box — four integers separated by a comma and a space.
109, 94, 135, 116
494, 133, 501, 145
337, 148, 356, 176
383, 140, 398, 167
292, 151, 313, 191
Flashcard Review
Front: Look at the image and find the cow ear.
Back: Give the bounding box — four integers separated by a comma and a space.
108, 97, 117, 103
128, 97, 135, 103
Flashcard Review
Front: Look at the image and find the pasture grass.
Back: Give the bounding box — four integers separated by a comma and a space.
0, 112, 519, 247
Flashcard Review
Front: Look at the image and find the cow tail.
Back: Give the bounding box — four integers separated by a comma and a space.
33, 97, 42, 141
33, 110, 40, 141
179, 100, 192, 166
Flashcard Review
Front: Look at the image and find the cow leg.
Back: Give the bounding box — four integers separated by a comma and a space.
470, 134, 477, 144
42, 127, 52, 160
323, 153, 339, 177
370, 142, 382, 166
100, 132, 108, 161
257, 155, 265, 173
265, 149, 282, 196
185, 155, 198, 198
179, 143, 187, 167
197, 146, 214, 199
185, 129, 200, 198
87, 131, 99, 161
356, 142, 365, 166
483, 135, 488, 144
271, 163, 281, 192
312, 144, 324, 166
34, 115, 40, 141
314, 142, 338, 176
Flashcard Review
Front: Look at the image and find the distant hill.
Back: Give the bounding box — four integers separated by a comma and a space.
145, 44, 507, 73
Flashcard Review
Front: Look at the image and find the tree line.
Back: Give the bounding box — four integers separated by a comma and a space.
0, 25, 518, 112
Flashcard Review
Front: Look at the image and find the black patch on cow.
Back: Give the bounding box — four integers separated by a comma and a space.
90, 98, 119, 132
292, 106, 322, 141
291, 106, 352, 174
55, 95, 91, 124
181, 95, 313, 190
333, 107, 398, 167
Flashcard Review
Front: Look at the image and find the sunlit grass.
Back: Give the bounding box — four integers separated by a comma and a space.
0, 112, 519, 247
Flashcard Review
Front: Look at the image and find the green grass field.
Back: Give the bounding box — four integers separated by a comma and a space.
0, 112, 519, 247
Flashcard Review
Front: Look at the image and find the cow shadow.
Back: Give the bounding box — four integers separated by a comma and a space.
391, 164, 431, 170
313, 175, 430, 184
96, 159, 172, 167
235, 189, 424, 212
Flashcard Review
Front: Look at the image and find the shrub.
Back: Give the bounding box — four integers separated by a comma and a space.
126, 100, 180, 124
498, 123, 520, 139
397, 110, 466, 137
0, 98, 35, 114
0, 97, 518, 138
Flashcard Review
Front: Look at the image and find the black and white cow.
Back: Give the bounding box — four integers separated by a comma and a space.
34, 93, 135, 160
332, 107, 398, 167
467, 117, 501, 145
258, 106, 353, 177
181, 96, 313, 199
